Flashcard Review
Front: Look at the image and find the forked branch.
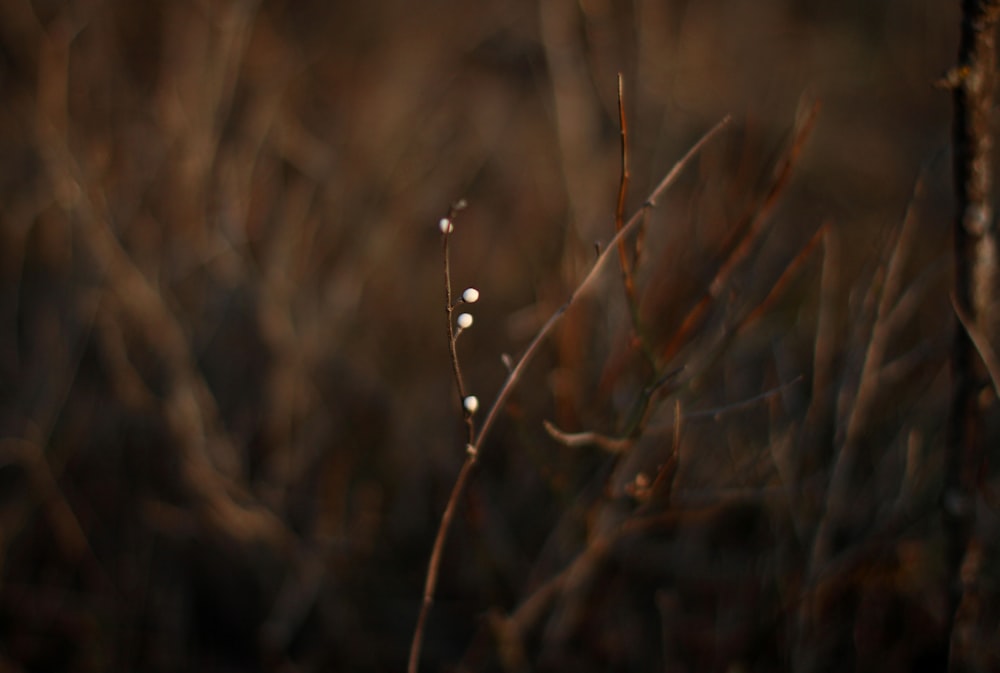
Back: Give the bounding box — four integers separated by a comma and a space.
406, 116, 732, 673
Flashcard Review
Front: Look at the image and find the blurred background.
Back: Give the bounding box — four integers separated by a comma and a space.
0, 0, 975, 671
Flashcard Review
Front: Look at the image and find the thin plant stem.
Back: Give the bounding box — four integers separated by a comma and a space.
406, 116, 731, 673
946, 4, 1000, 669
615, 73, 637, 307
614, 73, 657, 371
442, 201, 475, 444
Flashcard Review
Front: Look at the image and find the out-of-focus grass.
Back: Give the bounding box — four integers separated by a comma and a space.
0, 1, 975, 671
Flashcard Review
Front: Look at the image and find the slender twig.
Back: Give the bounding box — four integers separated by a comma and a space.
542, 420, 633, 453
637, 377, 804, 437
645, 398, 683, 505
407, 116, 731, 673
615, 73, 637, 307
734, 220, 829, 335
442, 199, 476, 444
614, 73, 659, 375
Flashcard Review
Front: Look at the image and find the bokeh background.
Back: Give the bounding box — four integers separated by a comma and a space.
0, 0, 982, 671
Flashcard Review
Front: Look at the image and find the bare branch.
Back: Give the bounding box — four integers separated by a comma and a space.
407, 116, 731, 673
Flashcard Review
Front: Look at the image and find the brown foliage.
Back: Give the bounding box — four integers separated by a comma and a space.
0, 1, 987, 673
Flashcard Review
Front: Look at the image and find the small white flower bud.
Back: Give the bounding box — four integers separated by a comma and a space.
439, 217, 454, 234
463, 395, 479, 414
462, 288, 480, 303
457, 313, 473, 329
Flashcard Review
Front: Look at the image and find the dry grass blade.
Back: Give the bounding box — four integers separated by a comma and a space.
794, 170, 937, 671
807, 223, 840, 430
810, 199, 918, 562
842, 178, 927, 451
734, 220, 829, 335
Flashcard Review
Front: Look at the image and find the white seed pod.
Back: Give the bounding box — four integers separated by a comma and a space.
462, 288, 480, 303
439, 217, 454, 234
457, 313, 473, 329
463, 395, 479, 414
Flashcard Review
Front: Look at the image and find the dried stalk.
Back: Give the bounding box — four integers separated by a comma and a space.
947, 2, 1000, 670
407, 116, 731, 673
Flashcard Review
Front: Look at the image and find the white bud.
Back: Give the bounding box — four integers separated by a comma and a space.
457, 313, 473, 329
463, 395, 479, 414
462, 288, 480, 303
438, 217, 454, 234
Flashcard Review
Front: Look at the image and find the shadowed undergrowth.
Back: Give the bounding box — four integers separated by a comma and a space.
0, 1, 992, 672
